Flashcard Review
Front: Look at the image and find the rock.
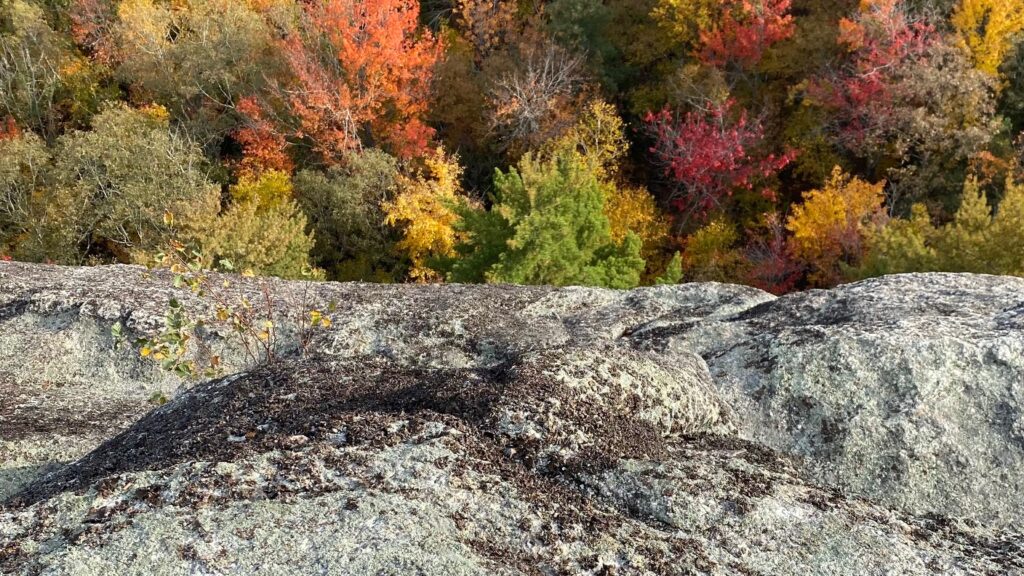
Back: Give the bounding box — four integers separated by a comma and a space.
0, 263, 767, 500
3, 356, 1020, 575
630, 273, 1024, 527
1, 263, 1023, 574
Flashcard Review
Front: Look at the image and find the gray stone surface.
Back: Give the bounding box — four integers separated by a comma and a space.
629, 273, 1024, 527
1, 263, 1023, 574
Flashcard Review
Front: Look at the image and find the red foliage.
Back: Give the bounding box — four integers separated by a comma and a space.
0, 254, 12, 262
741, 213, 801, 294
645, 101, 796, 221
811, 0, 934, 150
249, 0, 443, 164
699, 0, 796, 69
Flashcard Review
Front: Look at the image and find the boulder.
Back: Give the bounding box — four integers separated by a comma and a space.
2, 263, 1023, 574
630, 273, 1024, 527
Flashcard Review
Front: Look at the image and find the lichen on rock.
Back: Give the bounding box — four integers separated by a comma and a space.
2, 263, 1024, 574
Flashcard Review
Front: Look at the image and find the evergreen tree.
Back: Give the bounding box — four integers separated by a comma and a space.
447, 152, 645, 288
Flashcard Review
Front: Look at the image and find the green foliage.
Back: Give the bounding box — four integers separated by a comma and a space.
3, 104, 220, 264
655, 251, 683, 285
447, 152, 645, 288
293, 149, 404, 281
120, 243, 335, 380
860, 176, 1024, 277
50, 104, 221, 262
202, 171, 317, 280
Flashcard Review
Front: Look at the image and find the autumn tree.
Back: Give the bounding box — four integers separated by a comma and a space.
0, 131, 52, 258
698, 0, 796, 71
742, 211, 801, 294
33, 104, 221, 264
1, 0, 103, 141
786, 166, 887, 286
489, 41, 588, 157
384, 148, 472, 282
679, 217, 744, 282
810, 0, 1000, 211
542, 98, 629, 179
645, 99, 795, 223
952, 0, 1024, 77
112, 0, 281, 150
202, 170, 318, 279
652, 0, 722, 49
244, 0, 443, 165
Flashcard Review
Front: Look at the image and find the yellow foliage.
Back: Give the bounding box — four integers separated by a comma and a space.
953, 0, 1024, 76
681, 217, 744, 283
384, 148, 470, 282
604, 185, 669, 251
139, 103, 170, 123
787, 166, 886, 286
651, 0, 721, 47
229, 169, 294, 213
116, 0, 172, 53
548, 99, 629, 179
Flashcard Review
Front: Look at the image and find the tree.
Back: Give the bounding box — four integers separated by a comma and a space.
293, 149, 405, 281
604, 184, 671, 275
48, 104, 221, 263
645, 99, 795, 223
447, 152, 646, 288
858, 176, 1024, 276
202, 170, 317, 279
952, 0, 1024, 76
655, 251, 683, 284
814, 0, 935, 156
0, 131, 52, 257
698, 0, 796, 71
810, 1, 1000, 211
1, 0, 97, 141
652, 0, 723, 49
542, 98, 629, 180
246, 0, 443, 164
489, 42, 587, 157
113, 0, 280, 151
786, 166, 887, 286
680, 217, 744, 282
742, 211, 801, 294
384, 148, 472, 282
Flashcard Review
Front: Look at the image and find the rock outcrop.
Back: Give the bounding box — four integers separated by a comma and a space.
1, 262, 1023, 574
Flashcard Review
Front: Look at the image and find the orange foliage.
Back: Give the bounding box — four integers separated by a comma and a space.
0, 117, 20, 141
235, 97, 294, 176
70, 0, 118, 63
268, 0, 443, 162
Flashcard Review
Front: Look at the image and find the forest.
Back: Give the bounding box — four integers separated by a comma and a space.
2, 0, 1024, 293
